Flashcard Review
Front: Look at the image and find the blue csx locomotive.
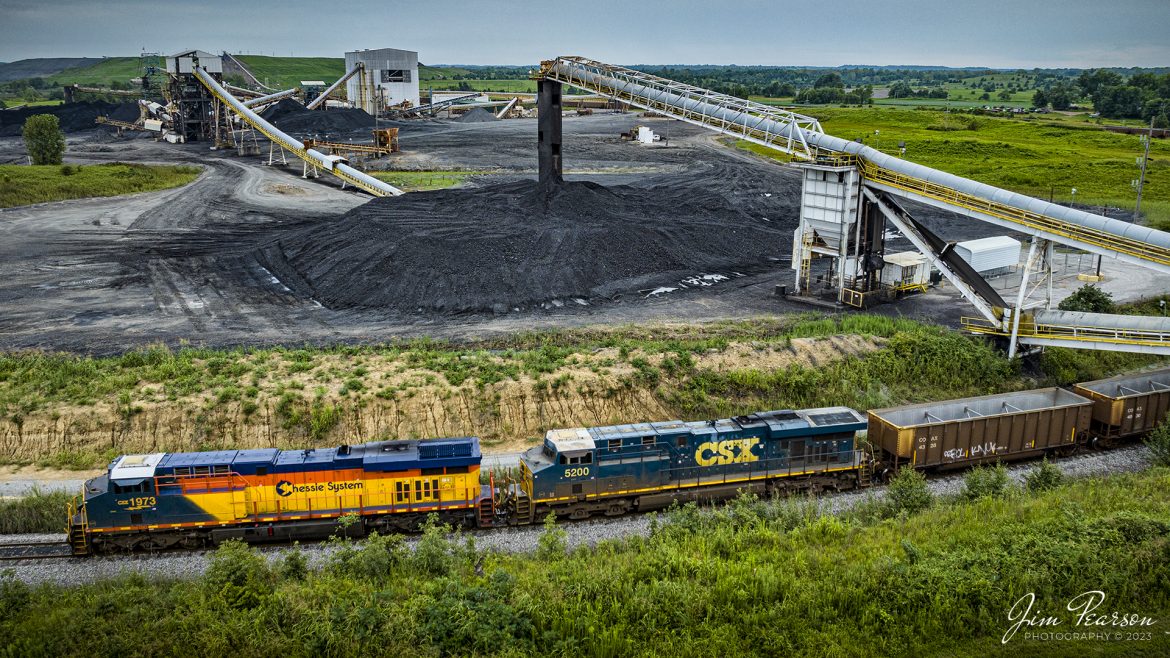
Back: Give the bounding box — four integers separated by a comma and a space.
507, 407, 867, 522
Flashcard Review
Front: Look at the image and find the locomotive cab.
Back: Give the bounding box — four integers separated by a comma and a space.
520, 428, 596, 504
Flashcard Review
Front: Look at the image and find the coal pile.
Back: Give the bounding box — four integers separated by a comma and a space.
0, 101, 138, 137
254, 179, 795, 313
260, 99, 381, 134
456, 107, 498, 123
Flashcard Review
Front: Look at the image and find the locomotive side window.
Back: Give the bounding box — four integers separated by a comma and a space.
194, 466, 210, 476
607, 439, 621, 452
676, 437, 687, 448
213, 465, 230, 475
641, 436, 655, 447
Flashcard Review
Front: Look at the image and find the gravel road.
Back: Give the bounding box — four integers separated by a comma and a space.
1, 444, 1154, 587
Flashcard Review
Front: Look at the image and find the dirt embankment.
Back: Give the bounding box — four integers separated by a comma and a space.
0, 335, 882, 463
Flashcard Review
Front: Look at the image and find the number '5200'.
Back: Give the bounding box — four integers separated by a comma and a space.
564, 467, 590, 478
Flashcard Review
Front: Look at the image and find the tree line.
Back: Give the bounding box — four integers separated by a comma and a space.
1034, 69, 1170, 124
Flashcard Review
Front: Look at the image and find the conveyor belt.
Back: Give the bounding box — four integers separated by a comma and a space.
537, 57, 1170, 274
962, 311, 1170, 355
193, 67, 401, 198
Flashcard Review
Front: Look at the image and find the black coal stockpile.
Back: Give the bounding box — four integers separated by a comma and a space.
456, 107, 498, 123
0, 101, 138, 137
255, 180, 795, 314
260, 99, 382, 134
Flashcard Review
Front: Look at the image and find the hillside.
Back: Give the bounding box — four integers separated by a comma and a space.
233, 55, 345, 89
0, 57, 104, 82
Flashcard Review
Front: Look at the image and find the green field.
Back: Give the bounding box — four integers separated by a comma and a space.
423, 78, 538, 93
2, 465, 1167, 656
0, 163, 202, 208
736, 105, 1170, 230
39, 56, 144, 87
235, 55, 346, 90
371, 170, 486, 192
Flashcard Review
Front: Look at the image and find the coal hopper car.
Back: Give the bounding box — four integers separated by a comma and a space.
1073, 368, 1170, 445
867, 388, 1093, 472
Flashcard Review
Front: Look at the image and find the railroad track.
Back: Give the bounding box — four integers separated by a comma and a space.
0, 541, 74, 561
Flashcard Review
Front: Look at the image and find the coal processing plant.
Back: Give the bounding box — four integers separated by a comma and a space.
1, 48, 1168, 358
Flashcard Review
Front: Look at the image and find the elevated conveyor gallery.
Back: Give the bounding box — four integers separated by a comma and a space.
534, 56, 1170, 355
193, 67, 402, 198
536, 56, 1170, 274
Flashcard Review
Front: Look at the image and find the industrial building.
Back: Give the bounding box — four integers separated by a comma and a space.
344, 48, 419, 114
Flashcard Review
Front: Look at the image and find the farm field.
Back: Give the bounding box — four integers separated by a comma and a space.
736, 105, 1170, 229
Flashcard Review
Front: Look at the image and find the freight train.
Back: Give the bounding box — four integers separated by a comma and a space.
66, 368, 1170, 555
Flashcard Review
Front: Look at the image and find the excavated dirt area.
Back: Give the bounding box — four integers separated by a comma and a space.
4, 112, 1163, 354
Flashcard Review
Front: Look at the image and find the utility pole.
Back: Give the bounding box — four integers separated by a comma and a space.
1134, 113, 1154, 222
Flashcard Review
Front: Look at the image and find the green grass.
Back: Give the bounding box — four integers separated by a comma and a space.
234, 55, 345, 90
423, 79, 538, 93
3, 315, 1163, 469
370, 170, 485, 192
0, 163, 201, 209
734, 105, 1170, 229
37, 57, 144, 87
1, 468, 1167, 656
0, 490, 71, 533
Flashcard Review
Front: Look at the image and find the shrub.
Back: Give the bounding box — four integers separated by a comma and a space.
278, 544, 308, 580
536, 512, 568, 559
1025, 458, 1065, 493
1145, 419, 1170, 467
22, 114, 65, 165
203, 540, 272, 609
887, 467, 932, 515
59, 164, 74, 176
962, 463, 1012, 500
1058, 284, 1114, 313
412, 514, 453, 577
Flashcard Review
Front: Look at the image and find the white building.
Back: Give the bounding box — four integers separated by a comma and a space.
165, 50, 222, 75
954, 236, 1022, 277
345, 48, 419, 113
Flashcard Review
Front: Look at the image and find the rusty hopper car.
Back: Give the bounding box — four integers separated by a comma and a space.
1073, 368, 1170, 443
868, 388, 1092, 470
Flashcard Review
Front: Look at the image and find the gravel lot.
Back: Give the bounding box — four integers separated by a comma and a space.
1, 444, 1155, 587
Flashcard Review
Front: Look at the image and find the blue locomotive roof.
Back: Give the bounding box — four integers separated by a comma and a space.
572, 408, 863, 452
118, 437, 481, 480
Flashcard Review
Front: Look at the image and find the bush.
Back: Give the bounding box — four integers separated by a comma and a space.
412, 514, 453, 577
536, 512, 568, 559
1025, 458, 1065, 493
203, 540, 272, 609
59, 164, 74, 176
1145, 419, 1170, 467
1058, 284, 1115, 313
887, 468, 932, 515
21, 114, 65, 165
0, 490, 71, 534
278, 544, 308, 581
962, 463, 1012, 500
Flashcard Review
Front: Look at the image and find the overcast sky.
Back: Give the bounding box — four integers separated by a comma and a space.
2, 0, 1167, 68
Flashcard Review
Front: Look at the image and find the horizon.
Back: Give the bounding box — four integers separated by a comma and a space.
2, 0, 1168, 69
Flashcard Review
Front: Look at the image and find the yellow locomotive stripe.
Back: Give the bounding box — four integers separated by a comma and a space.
88, 502, 477, 534
532, 464, 858, 504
